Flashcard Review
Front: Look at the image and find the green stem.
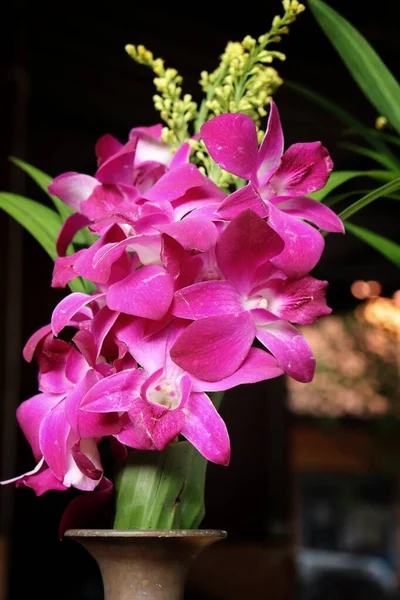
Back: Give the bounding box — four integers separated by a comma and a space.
113, 392, 225, 530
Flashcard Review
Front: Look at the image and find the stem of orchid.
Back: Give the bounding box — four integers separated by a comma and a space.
113, 392, 225, 530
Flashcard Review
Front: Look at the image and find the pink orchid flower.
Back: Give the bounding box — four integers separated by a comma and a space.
200, 101, 344, 277
1, 301, 134, 495
170, 210, 331, 383
80, 318, 283, 465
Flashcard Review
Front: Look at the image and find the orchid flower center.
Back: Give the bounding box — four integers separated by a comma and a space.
147, 377, 180, 409
200, 266, 222, 281
244, 294, 269, 311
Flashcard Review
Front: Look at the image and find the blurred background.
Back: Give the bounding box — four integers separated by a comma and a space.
1, 1, 400, 598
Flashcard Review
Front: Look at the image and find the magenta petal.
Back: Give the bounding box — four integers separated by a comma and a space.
144, 164, 207, 202
217, 183, 268, 221
89, 305, 120, 358
95, 138, 137, 185
123, 397, 184, 451
95, 134, 123, 167
22, 324, 52, 362
256, 321, 315, 383
201, 113, 259, 180
257, 100, 284, 180
58, 477, 113, 537
276, 196, 345, 233
51, 292, 104, 336
17, 393, 64, 460
56, 213, 92, 257
191, 347, 283, 392
173, 281, 241, 319
106, 265, 174, 319
267, 276, 332, 325
216, 209, 284, 293
268, 204, 325, 278
48, 173, 98, 211
181, 392, 230, 465
81, 369, 143, 412
21, 466, 68, 495
156, 217, 218, 253
170, 312, 256, 381
161, 234, 185, 279
270, 141, 333, 196
169, 141, 191, 167
39, 401, 70, 481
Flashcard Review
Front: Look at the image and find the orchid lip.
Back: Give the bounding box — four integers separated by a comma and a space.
243, 295, 269, 311
146, 377, 181, 409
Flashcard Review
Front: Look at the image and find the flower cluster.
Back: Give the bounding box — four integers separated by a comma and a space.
2, 101, 343, 497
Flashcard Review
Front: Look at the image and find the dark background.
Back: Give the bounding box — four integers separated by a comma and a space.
1, 1, 400, 598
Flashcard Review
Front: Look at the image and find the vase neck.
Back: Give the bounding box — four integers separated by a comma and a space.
66, 530, 225, 600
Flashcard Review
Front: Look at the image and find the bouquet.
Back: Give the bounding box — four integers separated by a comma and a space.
1, 0, 344, 533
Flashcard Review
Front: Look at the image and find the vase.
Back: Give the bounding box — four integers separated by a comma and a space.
65, 529, 226, 600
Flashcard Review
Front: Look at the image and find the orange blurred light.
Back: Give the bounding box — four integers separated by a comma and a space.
366, 280, 382, 297
351, 280, 370, 299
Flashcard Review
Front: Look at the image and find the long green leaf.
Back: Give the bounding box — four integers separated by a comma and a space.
345, 222, 400, 268
286, 81, 399, 169
308, 0, 400, 136
338, 177, 400, 222
310, 170, 399, 202
0, 192, 61, 260
10, 157, 73, 222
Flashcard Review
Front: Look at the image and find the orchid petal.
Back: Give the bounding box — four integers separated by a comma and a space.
156, 217, 218, 253
173, 281, 242, 319
95, 134, 123, 167
39, 401, 70, 481
201, 113, 259, 180
217, 184, 267, 221
257, 100, 284, 181
216, 209, 284, 293
56, 213, 92, 257
64, 438, 103, 491
16, 393, 64, 460
270, 142, 333, 197
95, 138, 137, 185
255, 319, 315, 383
170, 312, 256, 381
181, 392, 230, 465
115, 318, 186, 374
106, 265, 173, 319
51, 292, 104, 336
268, 204, 325, 278
48, 173, 98, 212
17, 465, 68, 495
144, 164, 207, 203
169, 141, 191, 167
276, 196, 345, 233
22, 324, 52, 362
81, 369, 143, 412
266, 276, 332, 325
191, 347, 283, 392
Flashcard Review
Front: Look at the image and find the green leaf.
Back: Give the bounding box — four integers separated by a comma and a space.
339, 143, 398, 170
345, 222, 400, 268
10, 157, 95, 248
308, 0, 400, 136
285, 81, 400, 169
0, 192, 61, 260
10, 157, 73, 222
338, 177, 400, 222
310, 170, 399, 202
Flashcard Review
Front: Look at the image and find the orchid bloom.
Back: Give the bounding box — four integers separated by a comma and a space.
80, 319, 283, 465
1, 301, 133, 495
170, 210, 331, 383
200, 101, 344, 277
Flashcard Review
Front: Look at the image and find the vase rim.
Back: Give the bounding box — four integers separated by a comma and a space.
64, 529, 227, 539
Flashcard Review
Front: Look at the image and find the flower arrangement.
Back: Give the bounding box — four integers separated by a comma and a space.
1, 0, 346, 533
